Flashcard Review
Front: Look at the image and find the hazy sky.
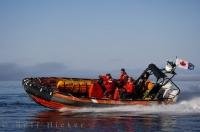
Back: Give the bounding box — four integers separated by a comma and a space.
0, 0, 200, 74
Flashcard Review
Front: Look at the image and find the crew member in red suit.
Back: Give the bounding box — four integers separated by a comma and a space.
119, 68, 129, 87
103, 73, 115, 98
122, 77, 135, 99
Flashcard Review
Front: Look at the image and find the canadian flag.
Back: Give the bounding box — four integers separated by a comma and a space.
175, 58, 194, 70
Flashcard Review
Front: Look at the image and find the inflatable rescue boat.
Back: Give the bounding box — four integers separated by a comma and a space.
22, 61, 181, 110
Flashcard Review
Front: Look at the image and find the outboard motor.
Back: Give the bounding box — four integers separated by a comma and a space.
156, 81, 180, 102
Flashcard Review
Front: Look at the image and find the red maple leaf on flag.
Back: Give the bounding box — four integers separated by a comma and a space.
180, 61, 186, 66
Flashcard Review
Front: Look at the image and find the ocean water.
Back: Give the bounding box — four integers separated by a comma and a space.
0, 81, 200, 132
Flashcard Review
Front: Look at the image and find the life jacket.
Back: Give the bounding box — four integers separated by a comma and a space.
119, 73, 129, 85
104, 78, 115, 93
124, 81, 135, 94
102, 75, 108, 86
142, 80, 155, 99
145, 80, 154, 91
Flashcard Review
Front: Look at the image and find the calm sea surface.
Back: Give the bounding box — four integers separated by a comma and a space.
0, 81, 200, 132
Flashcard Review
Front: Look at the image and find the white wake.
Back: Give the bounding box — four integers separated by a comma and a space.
59, 97, 200, 115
